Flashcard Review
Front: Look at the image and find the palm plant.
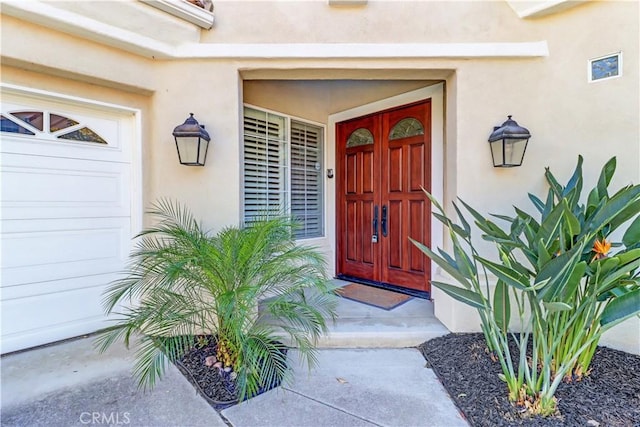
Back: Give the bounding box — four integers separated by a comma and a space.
95, 200, 337, 402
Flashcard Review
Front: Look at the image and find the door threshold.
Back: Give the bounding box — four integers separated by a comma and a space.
335, 275, 430, 300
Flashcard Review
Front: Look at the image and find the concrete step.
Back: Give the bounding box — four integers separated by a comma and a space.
263, 280, 451, 349
317, 290, 450, 348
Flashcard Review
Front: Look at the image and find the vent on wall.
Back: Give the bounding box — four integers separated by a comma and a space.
328, 0, 367, 5
589, 52, 622, 83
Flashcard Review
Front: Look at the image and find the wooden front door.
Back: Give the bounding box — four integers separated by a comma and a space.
336, 100, 431, 293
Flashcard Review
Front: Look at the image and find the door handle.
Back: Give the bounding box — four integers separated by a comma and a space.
381, 205, 388, 237
372, 205, 379, 243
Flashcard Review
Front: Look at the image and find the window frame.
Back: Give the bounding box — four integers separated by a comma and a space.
588, 52, 623, 83
242, 104, 327, 240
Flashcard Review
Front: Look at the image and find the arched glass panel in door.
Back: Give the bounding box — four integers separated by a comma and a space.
389, 118, 424, 140
346, 128, 374, 147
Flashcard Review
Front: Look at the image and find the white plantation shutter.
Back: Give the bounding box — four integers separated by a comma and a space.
243, 108, 288, 222
243, 107, 324, 239
291, 120, 323, 238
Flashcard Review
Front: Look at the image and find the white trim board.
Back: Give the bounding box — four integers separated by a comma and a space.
140, 0, 215, 29
506, 0, 587, 18
177, 42, 549, 60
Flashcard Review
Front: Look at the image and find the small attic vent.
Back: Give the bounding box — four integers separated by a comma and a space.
328, 0, 367, 5
589, 52, 622, 83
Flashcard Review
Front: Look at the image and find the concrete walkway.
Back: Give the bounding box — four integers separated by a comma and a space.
1, 336, 467, 427
222, 349, 467, 427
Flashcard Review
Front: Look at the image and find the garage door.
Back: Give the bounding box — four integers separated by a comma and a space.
1, 89, 139, 354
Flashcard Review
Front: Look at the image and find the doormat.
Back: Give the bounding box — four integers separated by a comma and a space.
337, 283, 413, 310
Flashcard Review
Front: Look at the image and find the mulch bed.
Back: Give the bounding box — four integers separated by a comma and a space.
418, 333, 640, 427
174, 336, 286, 410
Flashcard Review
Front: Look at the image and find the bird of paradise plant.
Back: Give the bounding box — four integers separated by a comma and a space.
412, 156, 640, 416
519, 156, 640, 383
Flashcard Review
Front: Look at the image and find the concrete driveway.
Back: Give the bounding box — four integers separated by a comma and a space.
1, 336, 225, 427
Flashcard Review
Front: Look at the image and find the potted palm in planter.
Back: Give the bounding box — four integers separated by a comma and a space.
96, 200, 337, 404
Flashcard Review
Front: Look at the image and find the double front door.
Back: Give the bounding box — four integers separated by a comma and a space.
336, 100, 432, 293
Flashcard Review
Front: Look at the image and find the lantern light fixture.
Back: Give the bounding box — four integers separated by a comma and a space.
172, 113, 210, 166
487, 115, 531, 168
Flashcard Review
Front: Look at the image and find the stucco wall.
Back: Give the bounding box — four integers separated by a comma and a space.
143, 60, 244, 231
243, 80, 437, 123
1, 0, 638, 353
0, 15, 156, 95
200, 1, 542, 44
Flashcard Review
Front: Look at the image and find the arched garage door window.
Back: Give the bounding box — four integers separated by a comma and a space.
1, 111, 107, 144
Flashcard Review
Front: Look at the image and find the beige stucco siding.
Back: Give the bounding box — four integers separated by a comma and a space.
200, 1, 543, 44
0, 15, 156, 95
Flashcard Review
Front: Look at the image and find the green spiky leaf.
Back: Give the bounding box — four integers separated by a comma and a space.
493, 280, 511, 333
543, 301, 573, 312
431, 281, 485, 309
623, 214, 640, 248
601, 288, 640, 327
476, 257, 530, 290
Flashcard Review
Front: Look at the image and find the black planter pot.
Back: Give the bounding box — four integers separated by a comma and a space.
175, 359, 239, 410
173, 336, 288, 410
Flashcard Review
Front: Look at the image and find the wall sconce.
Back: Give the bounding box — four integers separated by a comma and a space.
172, 113, 210, 166
488, 115, 531, 168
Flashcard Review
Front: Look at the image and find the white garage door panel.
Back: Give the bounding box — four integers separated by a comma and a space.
4, 227, 123, 268
2, 263, 125, 297
1, 154, 130, 220
2, 218, 130, 287
1, 137, 128, 164
4, 168, 123, 207
0, 216, 129, 238
1, 87, 139, 353
1, 272, 119, 311
1, 277, 118, 354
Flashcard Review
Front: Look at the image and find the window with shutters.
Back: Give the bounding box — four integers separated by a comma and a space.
243, 106, 324, 239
